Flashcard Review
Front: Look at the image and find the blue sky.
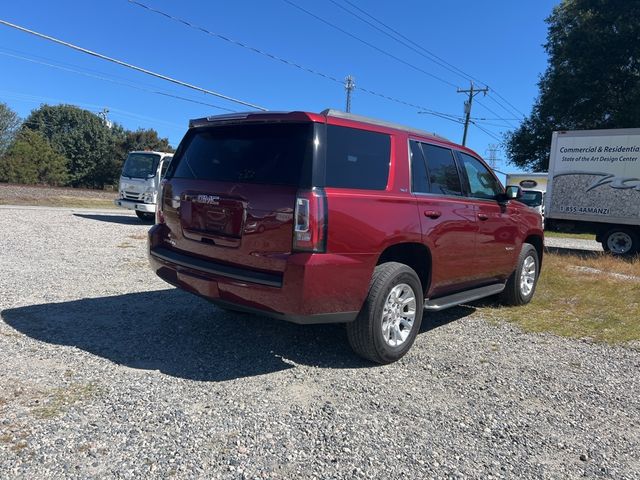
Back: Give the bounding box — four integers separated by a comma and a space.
0, 0, 559, 176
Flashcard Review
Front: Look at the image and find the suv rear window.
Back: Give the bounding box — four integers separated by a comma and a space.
168, 123, 313, 186
325, 125, 390, 190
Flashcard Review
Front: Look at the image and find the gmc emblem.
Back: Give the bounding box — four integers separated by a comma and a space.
196, 194, 220, 205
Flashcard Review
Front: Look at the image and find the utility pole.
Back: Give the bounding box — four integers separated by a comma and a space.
345, 75, 355, 113
98, 107, 112, 128
457, 82, 489, 146
485, 144, 501, 170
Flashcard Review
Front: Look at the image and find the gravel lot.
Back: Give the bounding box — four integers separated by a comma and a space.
544, 236, 603, 252
0, 206, 638, 479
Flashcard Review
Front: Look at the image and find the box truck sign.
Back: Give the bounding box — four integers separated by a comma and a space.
548, 129, 640, 221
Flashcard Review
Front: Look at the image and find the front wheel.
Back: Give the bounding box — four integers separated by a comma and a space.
346, 262, 423, 364
501, 243, 539, 306
135, 211, 155, 223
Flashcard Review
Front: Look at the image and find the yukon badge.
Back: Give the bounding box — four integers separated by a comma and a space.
196, 194, 220, 205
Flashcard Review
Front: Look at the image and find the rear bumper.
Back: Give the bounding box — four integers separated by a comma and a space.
148, 225, 373, 324
114, 199, 156, 212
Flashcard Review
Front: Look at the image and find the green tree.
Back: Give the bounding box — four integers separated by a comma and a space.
0, 102, 21, 158
0, 129, 68, 186
23, 104, 115, 188
119, 128, 173, 155
505, 0, 640, 171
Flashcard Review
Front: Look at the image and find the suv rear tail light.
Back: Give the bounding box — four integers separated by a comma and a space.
293, 188, 327, 253
156, 180, 167, 225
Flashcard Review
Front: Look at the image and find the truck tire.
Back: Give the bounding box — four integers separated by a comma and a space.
346, 262, 423, 364
602, 227, 639, 256
501, 243, 539, 306
136, 211, 155, 223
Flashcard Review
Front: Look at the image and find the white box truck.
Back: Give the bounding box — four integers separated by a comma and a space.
546, 128, 640, 255
114, 151, 173, 222
505, 172, 548, 218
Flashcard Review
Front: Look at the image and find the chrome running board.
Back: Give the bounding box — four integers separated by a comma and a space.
424, 283, 505, 311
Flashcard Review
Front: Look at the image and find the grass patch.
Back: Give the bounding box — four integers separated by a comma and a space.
0, 196, 117, 209
544, 230, 595, 240
482, 253, 640, 344
33, 383, 98, 419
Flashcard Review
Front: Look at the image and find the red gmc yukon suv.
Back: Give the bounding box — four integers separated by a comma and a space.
148, 109, 543, 363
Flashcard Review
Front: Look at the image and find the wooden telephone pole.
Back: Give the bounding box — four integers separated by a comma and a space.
457, 82, 489, 146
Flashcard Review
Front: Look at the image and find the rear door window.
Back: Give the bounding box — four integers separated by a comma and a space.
422, 144, 463, 196
409, 140, 429, 193
325, 125, 390, 190
168, 123, 313, 186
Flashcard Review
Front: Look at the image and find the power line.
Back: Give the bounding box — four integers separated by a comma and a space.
0, 49, 237, 113
475, 98, 517, 128
491, 89, 526, 119
126, 0, 469, 122
127, 0, 344, 86
0, 89, 185, 130
332, 0, 471, 85
485, 94, 524, 123
470, 121, 503, 142
333, 0, 527, 119
0, 18, 268, 111
282, 0, 459, 88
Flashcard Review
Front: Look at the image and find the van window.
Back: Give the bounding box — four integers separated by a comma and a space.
422, 144, 462, 196
520, 190, 543, 207
160, 157, 172, 178
409, 140, 429, 193
168, 123, 313, 186
122, 153, 161, 179
325, 125, 390, 190
458, 152, 503, 200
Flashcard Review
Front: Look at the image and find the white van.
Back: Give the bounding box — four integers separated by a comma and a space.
546, 128, 640, 255
114, 151, 173, 221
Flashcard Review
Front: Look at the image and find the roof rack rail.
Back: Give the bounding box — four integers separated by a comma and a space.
320, 109, 451, 142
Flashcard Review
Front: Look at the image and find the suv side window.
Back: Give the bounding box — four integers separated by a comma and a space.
325, 125, 390, 190
422, 144, 463, 196
458, 152, 503, 200
409, 140, 429, 193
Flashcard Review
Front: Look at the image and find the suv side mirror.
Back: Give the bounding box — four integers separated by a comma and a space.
505, 185, 522, 200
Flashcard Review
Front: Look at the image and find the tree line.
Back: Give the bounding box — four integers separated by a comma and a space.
0, 103, 174, 189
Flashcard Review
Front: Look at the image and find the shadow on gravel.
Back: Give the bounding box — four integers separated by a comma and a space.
74, 213, 142, 226
421, 305, 476, 333
1, 289, 472, 381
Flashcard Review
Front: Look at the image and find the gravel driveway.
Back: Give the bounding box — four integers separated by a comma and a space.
0, 206, 638, 479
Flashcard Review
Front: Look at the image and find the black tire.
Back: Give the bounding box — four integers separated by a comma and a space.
135, 211, 155, 223
601, 227, 639, 256
346, 262, 424, 364
501, 243, 539, 306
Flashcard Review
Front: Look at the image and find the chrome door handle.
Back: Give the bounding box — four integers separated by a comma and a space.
424, 210, 441, 219
477, 213, 489, 221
